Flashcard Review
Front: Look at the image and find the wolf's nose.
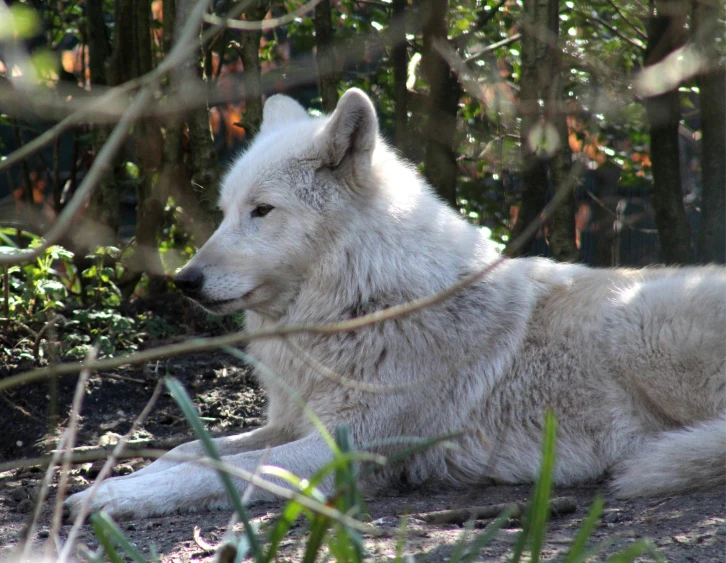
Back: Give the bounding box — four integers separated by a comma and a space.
174, 267, 204, 296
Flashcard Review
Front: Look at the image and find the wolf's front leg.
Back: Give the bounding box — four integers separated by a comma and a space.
63, 433, 333, 521
113, 424, 297, 481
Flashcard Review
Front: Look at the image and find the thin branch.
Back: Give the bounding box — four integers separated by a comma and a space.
579, 10, 646, 51
202, 0, 323, 31
282, 337, 417, 392
466, 33, 522, 63
0, 0, 248, 176
0, 0, 223, 265
48, 348, 96, 560
19, 347, 95, 562
0, 87, 154, 267
604, 0, 647, 40
58, 375, 165, 562
0, 160, 576, 393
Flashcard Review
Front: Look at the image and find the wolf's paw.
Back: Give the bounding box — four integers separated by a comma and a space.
63, 476, 168, 522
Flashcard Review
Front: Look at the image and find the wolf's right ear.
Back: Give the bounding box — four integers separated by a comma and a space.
260, 95, 309, 135
323, 88, 378, 175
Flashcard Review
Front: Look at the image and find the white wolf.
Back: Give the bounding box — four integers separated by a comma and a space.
66, 88, 726, 520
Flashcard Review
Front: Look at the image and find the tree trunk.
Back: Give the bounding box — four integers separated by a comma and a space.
175, 0, 220, 215
507, 0, 571, 259
644, 0, 691, 264
693, 0, 725, 264
131, 0, 166, 293
156, 0, 216, 252
391, 0, 409, 155
166, 0, 220, 245
421, 0, 461, 208
543, 2, 578, 262
314, 0, 338, 113
86, 0, 111, 87
85, 0, 122, 245
238, 1, 270, 139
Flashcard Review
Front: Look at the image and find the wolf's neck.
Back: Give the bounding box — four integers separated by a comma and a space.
289, 173, 498, 323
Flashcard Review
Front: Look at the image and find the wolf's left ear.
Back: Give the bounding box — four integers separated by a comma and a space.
323, 89, 378, 173
260, 95, 309, 135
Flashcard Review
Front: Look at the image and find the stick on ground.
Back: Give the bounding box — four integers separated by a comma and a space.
417, 496, 577, 525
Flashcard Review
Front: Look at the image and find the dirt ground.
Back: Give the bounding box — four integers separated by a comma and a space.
0, 299, 724, 562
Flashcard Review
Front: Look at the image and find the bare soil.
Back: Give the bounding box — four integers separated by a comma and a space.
0, 298, 724, 562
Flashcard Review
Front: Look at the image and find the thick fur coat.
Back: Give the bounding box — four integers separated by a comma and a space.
66, 89, 726, 520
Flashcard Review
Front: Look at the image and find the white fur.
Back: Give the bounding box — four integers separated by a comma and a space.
65, 88, 726, 521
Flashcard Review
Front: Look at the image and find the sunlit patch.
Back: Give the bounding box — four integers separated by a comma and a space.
636, 45, 706, 98
613, 281, 642, 305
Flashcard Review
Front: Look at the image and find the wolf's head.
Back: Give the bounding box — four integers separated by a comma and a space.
174, 88, 382, 317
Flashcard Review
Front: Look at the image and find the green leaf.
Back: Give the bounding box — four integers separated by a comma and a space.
164, 377, 262, 560
90, 512, 147, 563
456, 18, 470, 31
1, 4, 41, 40
564, 496, 604, 563
512, 411, 557, 563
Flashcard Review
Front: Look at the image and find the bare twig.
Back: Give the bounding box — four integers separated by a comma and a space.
0, 318, 38, 338
603, 0, 647, 40
282, 337, 416, 393
193, 526, 217, 553
33, 314, 64, 360
0, 1, 224, 265
202, 0, 323, 30
58, 374, 165, 562
0, 87, 154, 267
47, 347, 97, 559
417, 496, 577, 525
466, 33, 522, 63
19, 347, 95, 562
2, 266, 8, 325
578, 10, 645, 51
1, 153, 576, 393
0, 0, 315, 176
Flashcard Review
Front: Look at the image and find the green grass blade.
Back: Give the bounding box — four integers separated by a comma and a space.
89, 512, 147, 563
394, 516, 409, 563
232, 533, 251, 563
529, 411, 557, 563
264, 500, 306, 563
331, 425, 365, 563
564, 496, 605, 563
511, 411, 557, 563
164, 376, 262, 561
302, 514, 330, 563
605, 540, 649, 562
363, 433, 462, 467
89, 513, 125, 563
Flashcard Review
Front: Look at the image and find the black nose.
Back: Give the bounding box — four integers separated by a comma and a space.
174, 267, 204, 296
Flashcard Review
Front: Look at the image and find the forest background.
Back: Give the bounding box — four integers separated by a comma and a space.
0, 1, 725, 560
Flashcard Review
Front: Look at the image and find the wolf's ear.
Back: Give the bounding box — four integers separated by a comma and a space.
260, 95, 309, 135
323, 88, 378, 173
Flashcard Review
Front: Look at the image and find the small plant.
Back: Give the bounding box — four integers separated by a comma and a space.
1, 233, 179, 364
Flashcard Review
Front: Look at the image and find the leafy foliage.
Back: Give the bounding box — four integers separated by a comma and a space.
0, 230, 178, 364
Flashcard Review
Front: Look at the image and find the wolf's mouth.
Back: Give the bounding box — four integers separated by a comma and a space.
196, 286, 260, 309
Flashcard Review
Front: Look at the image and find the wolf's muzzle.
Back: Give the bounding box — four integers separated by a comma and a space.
174, 267, 204, 297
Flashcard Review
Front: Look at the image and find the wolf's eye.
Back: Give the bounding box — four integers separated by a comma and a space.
251, 204, 274, 218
